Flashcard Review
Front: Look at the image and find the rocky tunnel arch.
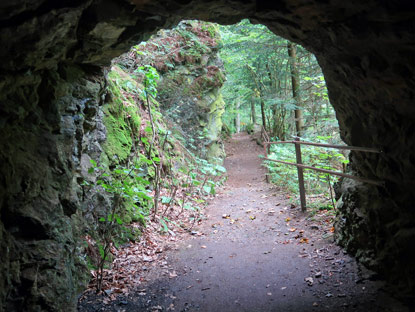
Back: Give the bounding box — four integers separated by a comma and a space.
0, 1, 414, 310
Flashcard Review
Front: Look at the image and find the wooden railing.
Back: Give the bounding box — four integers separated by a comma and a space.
261, 129, 383, 212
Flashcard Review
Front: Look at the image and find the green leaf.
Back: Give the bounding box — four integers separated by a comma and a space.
144, 126, 153, 134
161, 196, 172, 204
160, 219, 169, 233
98, 244, 104, 259
203, 185, 211, 194
215, 165, 227, 173
116, 215, 123, 225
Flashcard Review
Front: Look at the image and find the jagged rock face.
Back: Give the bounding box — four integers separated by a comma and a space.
0, 0, 414, 310
116, 20, 226, 160
0, 64, 107, 310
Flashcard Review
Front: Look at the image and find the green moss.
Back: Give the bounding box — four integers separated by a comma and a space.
205, 91, 225, 160
103, 111, 132, 162
207, 92, 225, 141
103, 66, 142, 163
202, 22, 220, 40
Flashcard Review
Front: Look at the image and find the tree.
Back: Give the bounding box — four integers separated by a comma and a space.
219, 19, 338, 142
287, 42, 303, 137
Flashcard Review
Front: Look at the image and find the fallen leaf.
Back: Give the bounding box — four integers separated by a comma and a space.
201, 245, 207, 249
222, 214, 230, 219
142, 255, 153, 262
289, 228, 297, 232
249, 216, 256, 220
299, 238, 309, 244
285, 217, 291, 222
330, 226, 335, 233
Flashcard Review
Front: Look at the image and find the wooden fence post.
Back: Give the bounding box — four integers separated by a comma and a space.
294, 137, 306, 212
264, 143, 270, 183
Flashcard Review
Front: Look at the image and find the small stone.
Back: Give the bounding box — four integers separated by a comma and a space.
314, 272, 322, 278
325, 293, 333, 298
305, 277, 314, 286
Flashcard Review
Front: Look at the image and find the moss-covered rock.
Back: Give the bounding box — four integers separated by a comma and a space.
101, 65, 143, 163
131, 20, 227, 161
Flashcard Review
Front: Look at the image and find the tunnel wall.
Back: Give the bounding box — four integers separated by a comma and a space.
0, 1, 414, 310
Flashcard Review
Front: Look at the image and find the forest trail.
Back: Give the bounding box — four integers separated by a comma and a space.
79, 132, 407, 312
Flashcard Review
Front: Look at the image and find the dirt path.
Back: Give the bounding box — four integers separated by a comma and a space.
79, 133, 407, 312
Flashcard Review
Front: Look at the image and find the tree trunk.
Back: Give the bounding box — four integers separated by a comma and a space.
246, 64, 267, 131
251, 97, 256, 124
260, 98, 267, 130
287, 42, 304, 137
235, 101, 241, 133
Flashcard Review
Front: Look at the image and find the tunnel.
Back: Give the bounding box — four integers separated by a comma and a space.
0, 0, 414, 310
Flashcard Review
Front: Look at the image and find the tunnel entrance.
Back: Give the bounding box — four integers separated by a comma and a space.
1, 1, 414, 310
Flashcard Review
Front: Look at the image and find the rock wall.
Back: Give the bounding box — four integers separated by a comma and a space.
0, 64, 106, 310
122, 20, 226, 160
1, 0, 414, 310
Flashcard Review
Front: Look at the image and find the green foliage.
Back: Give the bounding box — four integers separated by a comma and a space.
135, 65, 160, 99
219, 19, 338, 141
83, 157, 154, 291
245, 122, 254, 134
103, 66, 142, 163
263, 136, 347, 207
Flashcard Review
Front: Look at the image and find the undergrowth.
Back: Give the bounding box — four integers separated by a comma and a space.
263, 135, 348, 213
82, 61, 226, 292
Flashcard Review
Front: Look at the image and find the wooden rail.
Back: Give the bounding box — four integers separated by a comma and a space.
261, 133, 383, 212
265, 140, 381, 153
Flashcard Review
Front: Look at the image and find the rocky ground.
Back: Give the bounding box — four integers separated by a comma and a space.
78, 132, 409, 312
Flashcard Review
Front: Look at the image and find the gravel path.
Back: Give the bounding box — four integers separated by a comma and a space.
79, 132, 408, 312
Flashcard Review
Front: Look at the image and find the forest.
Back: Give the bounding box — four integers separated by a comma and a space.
75, 19, 358, 307
219, 20, 347, 205
2, 1, 414, 310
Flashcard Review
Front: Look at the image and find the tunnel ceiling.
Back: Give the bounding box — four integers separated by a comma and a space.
0, 0, 414, 310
